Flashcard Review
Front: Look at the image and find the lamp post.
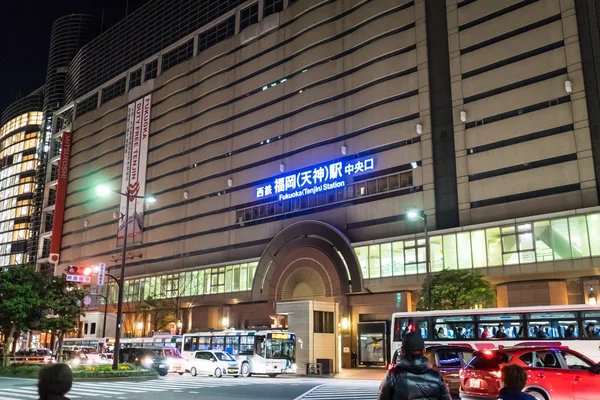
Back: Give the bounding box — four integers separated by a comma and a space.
407, 209, 430, 310
96, 184, 156, 370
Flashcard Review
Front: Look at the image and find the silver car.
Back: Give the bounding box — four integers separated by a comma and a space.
188, 350, 239, 378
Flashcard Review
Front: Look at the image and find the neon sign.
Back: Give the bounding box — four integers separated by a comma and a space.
256, 157, 375, 201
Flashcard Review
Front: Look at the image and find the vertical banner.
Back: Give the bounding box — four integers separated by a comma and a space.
118, 94, 151, 238
49, 131, 73, 264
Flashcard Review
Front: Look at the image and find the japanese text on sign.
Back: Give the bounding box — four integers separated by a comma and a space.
256, 158, 375, 201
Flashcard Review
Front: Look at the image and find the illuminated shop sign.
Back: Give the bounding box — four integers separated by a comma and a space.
269, 333, 296, 340
256, 157, 375, 201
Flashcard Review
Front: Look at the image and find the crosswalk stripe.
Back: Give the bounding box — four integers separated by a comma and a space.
0, 390, 40, 399
0, 396, 35, 400
74, 383, 158, 392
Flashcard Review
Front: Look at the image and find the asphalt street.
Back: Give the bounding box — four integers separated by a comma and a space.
0, 375, 382, 400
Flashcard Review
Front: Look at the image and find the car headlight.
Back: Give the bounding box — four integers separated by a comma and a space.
142, 357, 154, 368
71, 358, 81, 365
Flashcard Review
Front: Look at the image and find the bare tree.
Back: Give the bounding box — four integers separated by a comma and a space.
154, 273, 201, 334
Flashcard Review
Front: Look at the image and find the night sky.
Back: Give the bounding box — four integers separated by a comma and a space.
0, 0, 150, 118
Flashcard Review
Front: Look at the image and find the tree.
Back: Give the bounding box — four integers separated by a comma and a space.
41, 276, 86, 361
139, 296, 170, 334
154, 274, 201, 333
417, 269, 496, 311
0, 266, 47, 366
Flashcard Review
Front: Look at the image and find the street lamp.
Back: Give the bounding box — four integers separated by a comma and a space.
589, 287, 597, 305
407, 208, 431, 310
96, 184, 156, 370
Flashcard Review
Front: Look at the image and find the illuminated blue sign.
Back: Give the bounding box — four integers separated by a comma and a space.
256, 157, 375, 201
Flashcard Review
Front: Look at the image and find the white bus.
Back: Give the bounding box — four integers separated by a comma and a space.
182, 330, 297, 377
391, 305, 600, 363
58, 338, 101, 353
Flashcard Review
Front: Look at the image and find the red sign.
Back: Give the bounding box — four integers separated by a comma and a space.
49, 131, 73, 264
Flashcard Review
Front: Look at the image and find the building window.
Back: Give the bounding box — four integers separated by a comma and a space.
144, 59, 159, 81
101, 77, 126, 105
198, 16, 236, 53
162, 40, 194, 72
263, 0, 284, 17
76, 94, 98, 118
129, 69, 142, 90
314, 311, 334, 333
90, 323, 96, 335
84, 323, 88, 335
240, 3, 259, 31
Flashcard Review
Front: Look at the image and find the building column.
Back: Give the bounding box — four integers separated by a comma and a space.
496, 285, 508, 308
548, 281, 569, 305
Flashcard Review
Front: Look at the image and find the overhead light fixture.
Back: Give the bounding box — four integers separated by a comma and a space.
183, 190, 189, 199
416, 123, 423, 135
341, 145, 347, 155
460, 110, 467, 123
589, 287, 597, 305
83, 219, 89, 227
227, 178, 233, 187
279, 163, 285, 173
411, 162, 418, 169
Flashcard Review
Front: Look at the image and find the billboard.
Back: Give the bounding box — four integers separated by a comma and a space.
49, 131, 73, 264
118, 94, 151, 238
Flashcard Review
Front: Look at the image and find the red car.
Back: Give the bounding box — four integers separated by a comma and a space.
460, 346, 600, 400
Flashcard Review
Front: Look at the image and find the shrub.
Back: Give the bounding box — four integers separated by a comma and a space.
0, 363, 157, 379
0, 364, 41, 378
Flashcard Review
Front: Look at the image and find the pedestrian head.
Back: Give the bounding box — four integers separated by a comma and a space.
38, 363, 72, 400
401, 331, 424, 359
568, 324, 575, 331
500, 364, 527, 391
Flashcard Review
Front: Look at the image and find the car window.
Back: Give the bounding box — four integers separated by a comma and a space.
215, 352, 234, 361
560, 351, 594, 370
520, 352, 534, 367
535, 351, 561, 368
466, 352, 510, 370
437, 350, 461, 368
461, 351, 474, 365
195, 352, 202, 359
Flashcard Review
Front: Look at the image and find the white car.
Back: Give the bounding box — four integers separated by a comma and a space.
188, 350, 239, 378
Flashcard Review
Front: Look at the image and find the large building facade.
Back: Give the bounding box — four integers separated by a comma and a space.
34, 0, 600, 371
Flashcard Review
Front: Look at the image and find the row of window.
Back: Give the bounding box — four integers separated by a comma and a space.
236, 170, 414, 224
0, 112, 43, 139
355, 213, 600, 279
108, 262, 258, 303
76, 0, 295, 118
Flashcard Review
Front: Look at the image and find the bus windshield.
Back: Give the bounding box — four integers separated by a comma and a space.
264, 339, 296, 362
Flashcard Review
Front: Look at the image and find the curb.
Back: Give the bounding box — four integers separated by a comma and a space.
74, 375, 159, 382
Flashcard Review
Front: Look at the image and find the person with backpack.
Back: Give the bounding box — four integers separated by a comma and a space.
377, 331, 451, 400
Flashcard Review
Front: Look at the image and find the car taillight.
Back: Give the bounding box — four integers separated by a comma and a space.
490, 370, 502, 379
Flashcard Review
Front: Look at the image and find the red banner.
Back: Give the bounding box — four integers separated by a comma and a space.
49, 131, 72, 264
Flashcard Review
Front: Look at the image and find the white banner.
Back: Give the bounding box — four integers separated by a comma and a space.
118, 94, 151, 238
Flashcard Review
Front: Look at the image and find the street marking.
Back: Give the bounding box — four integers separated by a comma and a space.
293, 384, 325, 400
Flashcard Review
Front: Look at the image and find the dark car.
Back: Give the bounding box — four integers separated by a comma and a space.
392, 345, 474, 394
119, 348, 170, 376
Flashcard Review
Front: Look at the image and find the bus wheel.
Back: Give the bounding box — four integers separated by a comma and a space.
190, 367, 197, 377
178, 372, 184, 375
241, 363, 251, 377
214, 368, 222, 378
268, 374, 278, 378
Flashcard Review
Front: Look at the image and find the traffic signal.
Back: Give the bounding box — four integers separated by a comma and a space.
66, 265, 92, 283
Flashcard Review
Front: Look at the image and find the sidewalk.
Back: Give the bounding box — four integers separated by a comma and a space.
303, 367, 386, 380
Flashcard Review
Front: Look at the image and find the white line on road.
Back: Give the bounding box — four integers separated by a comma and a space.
293, 383, 325, 400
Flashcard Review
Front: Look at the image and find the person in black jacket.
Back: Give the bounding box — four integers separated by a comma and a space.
497, 364, 536, 400
38, 363, 72, 400
377, 331, 451, 400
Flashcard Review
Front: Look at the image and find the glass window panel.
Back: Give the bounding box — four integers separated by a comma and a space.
486, 228, 502, 266
233, 265, 240, 292
503, 253, 519, 265
502, 226, 515, 235
534, 220, 553, 261
355, 247, 369, 279
248, 262, 257, 288
502, 234, 517, 254
429, 236, 443, 272
442, 234, 458, 270
368, 245, 381, 278
519, 232, 533, 251
457, 232, 472, 269
569, 216, 590, 258
392, 242, 404, 276
240, 264, 248, 291
198, 270, 205, 295
588, 214, 600, 256
405, 247, 417, 275
225, 266, 233, 292
381, 243, 392, 277
471, 230, 487, 268
551, 218, 571, 260
519, 251, 535, 264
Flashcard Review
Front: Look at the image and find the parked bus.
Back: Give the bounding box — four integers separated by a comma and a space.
181, 329, 297, 377
58, 338, 101, 353
391, 305, 600, 363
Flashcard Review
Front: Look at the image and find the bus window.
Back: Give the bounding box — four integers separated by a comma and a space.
528, 312, 578, 338
478, 314, 523, 339
240, 336, 254, 355
225, 336, 239, 355
583, 312, 600, 338
393, 318, 410, 341
190, 336, 198, 352
200, 337, 211, 350
434, 316, 474, 340
211, 336, 224, 350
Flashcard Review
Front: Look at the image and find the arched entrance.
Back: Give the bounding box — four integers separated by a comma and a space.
250, 221, 364, 374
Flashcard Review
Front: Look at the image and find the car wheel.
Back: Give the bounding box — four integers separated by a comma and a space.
233, 375, 239, 378
190, 367, 197, 377
158, 370, 168, 376
214, 368, 222, 378
178, 372, 184, 375
268, 374, 278, 378
525, 389, 548, 400
241, 362, 251, 377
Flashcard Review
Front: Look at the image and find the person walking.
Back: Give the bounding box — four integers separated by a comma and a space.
38, 363, 73, 400
377, 331, 451, 400
497, 364, 536, 400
